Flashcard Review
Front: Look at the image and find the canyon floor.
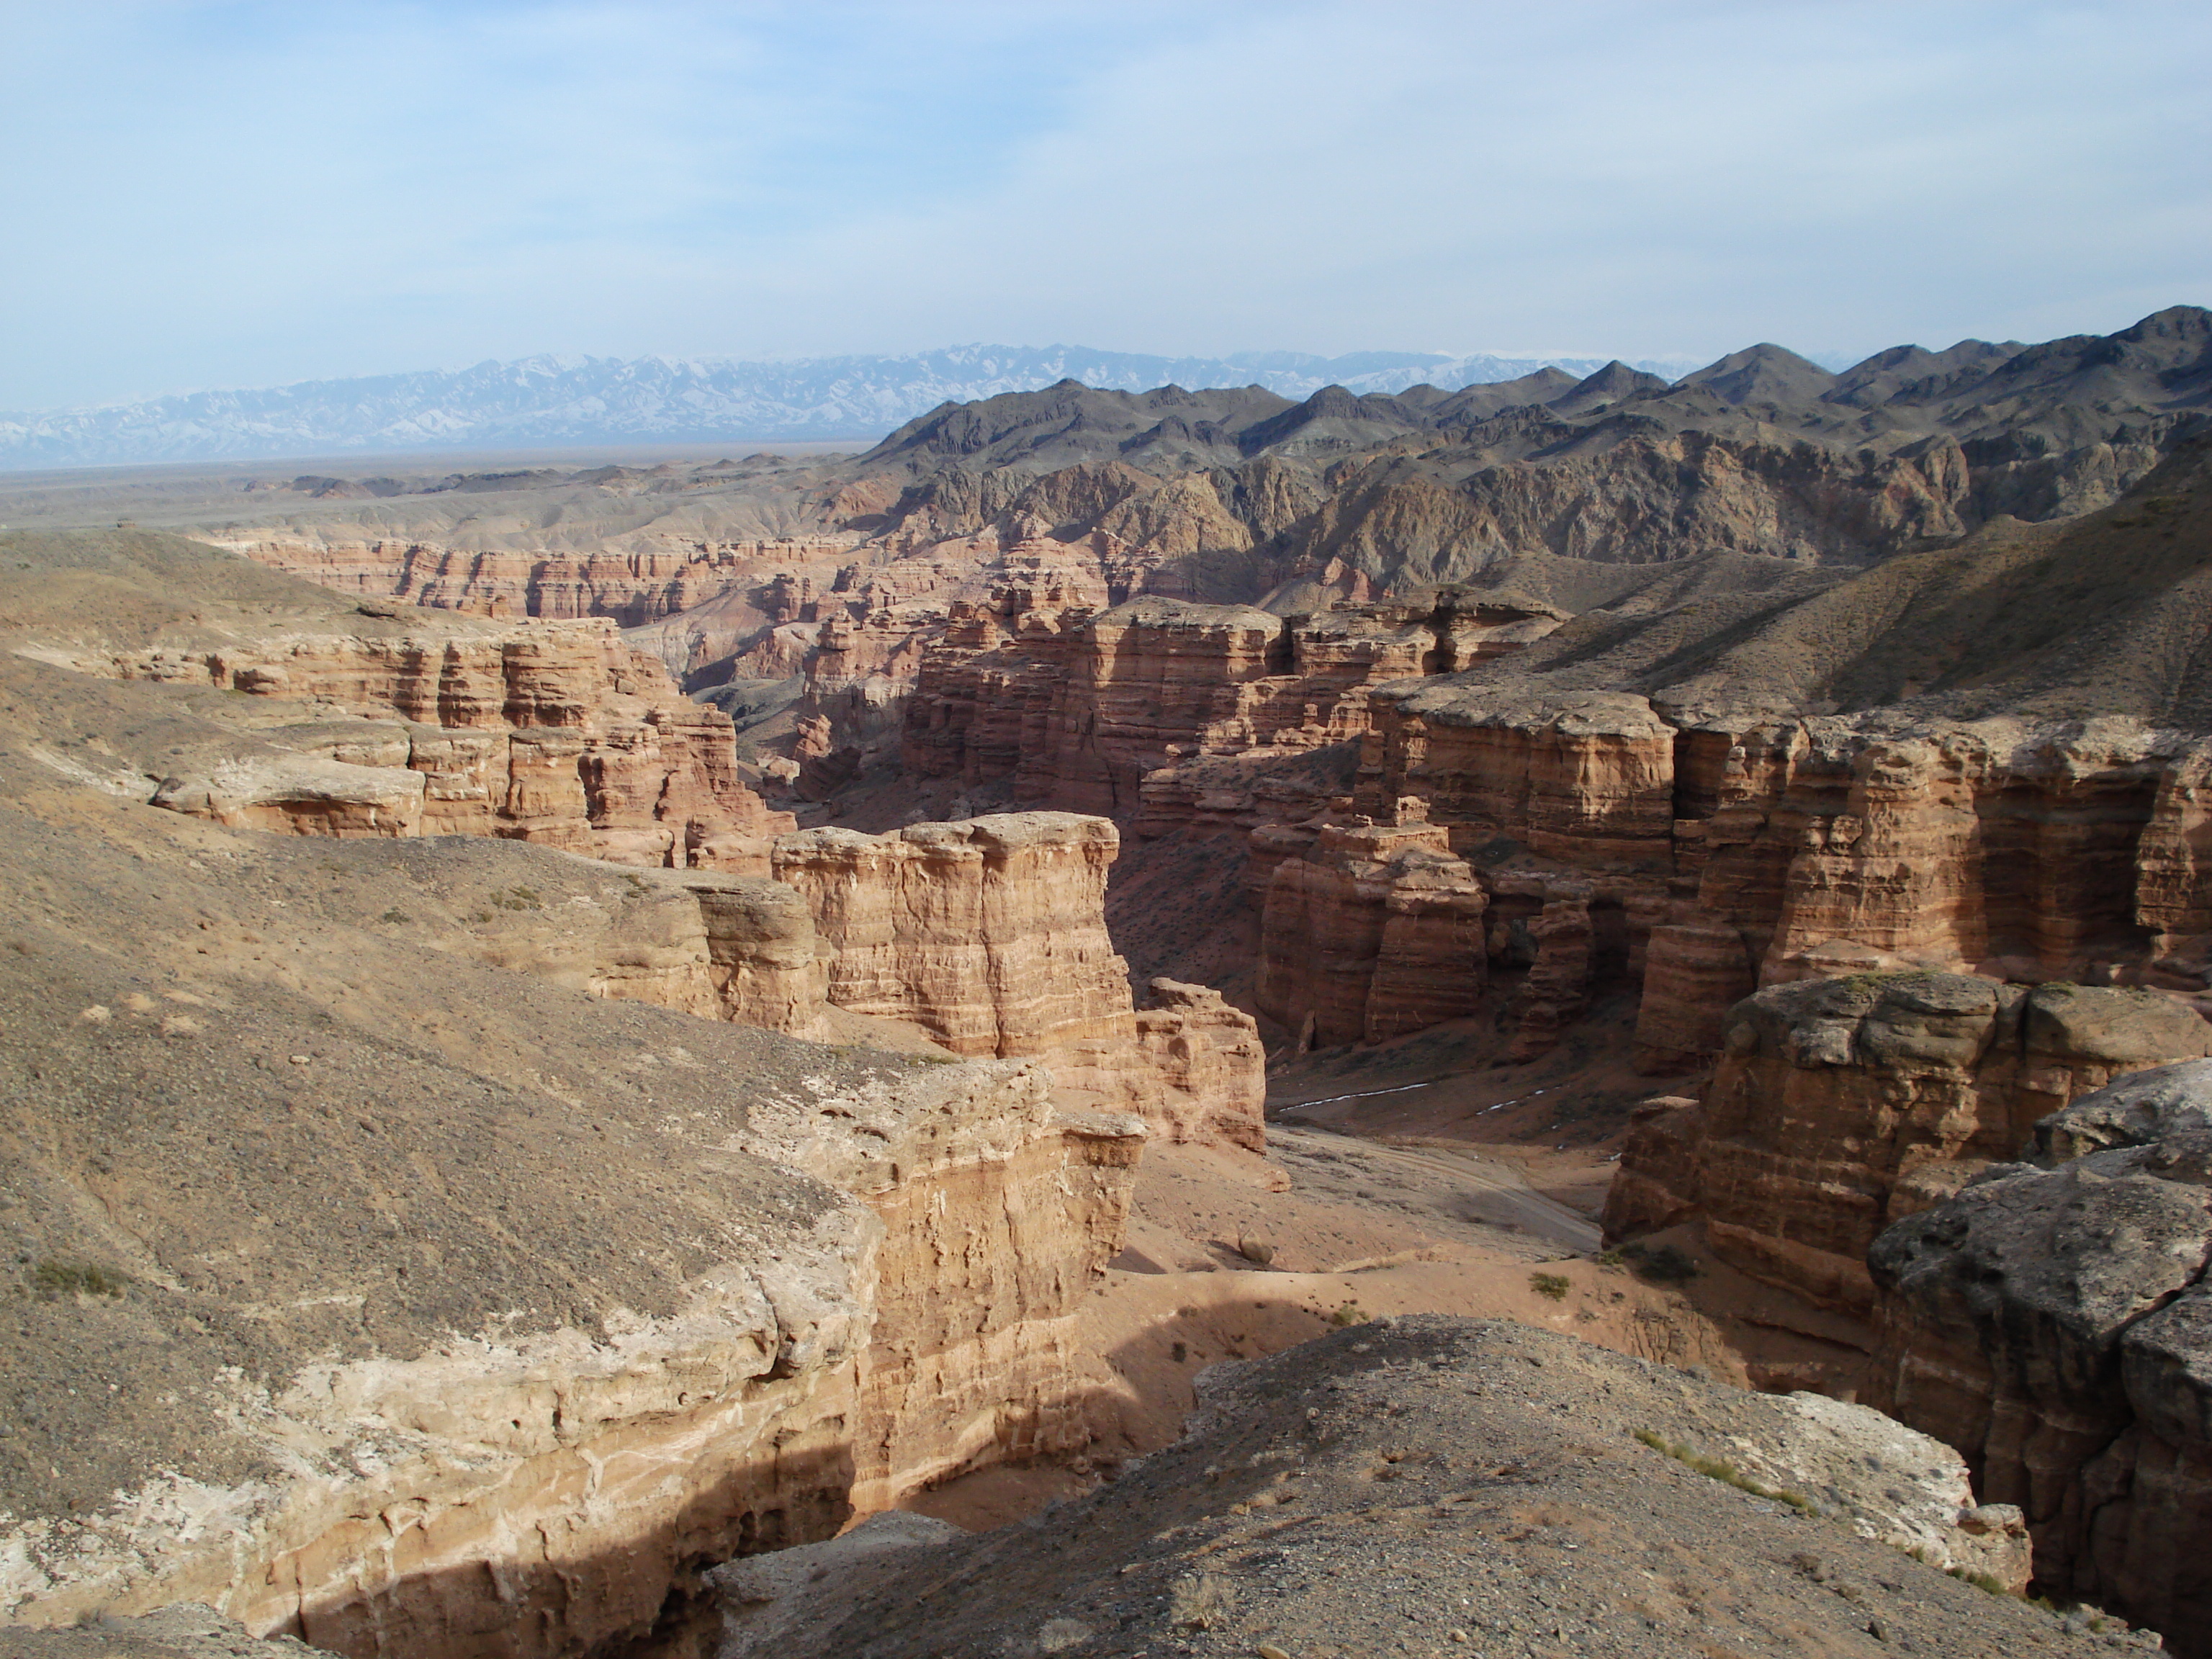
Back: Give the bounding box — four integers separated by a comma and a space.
904, 1018, 1872, 1536
9, 312, 2212, 1656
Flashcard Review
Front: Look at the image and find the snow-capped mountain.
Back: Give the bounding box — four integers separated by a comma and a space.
0, 345, 1703, 468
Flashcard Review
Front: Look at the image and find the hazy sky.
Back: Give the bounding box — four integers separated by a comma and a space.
4, 0, 2207, 409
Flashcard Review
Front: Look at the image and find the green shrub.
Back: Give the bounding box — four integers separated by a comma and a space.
1633, 1428, 1814, 1513
32, 1260, 129, 1300
1530, 1272, 1571, 1301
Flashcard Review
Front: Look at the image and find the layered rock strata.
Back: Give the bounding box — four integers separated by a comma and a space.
770, 814, 1136, 1058
1870, 1061, 2212, 1654
56, 616, 796, 867
1605, 973, 2212, 1312
901, 593, 1563, 824
1255, 822, 1488, 1048
1292, 692, 2212, 1066
742, 1061, 1144, 1511
770, 814, 1267, 1149
217, 534, 860, 626
1131, 978, 1268, 1151
3, 1058, 1139, 1659
435, 858, 833, 1037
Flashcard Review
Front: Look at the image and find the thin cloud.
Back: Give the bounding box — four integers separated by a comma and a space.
1, 1, 2205, 408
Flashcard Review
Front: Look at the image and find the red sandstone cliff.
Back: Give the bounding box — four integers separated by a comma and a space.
1869, 1061, 2212, 1654
1604, 974, 2212, 1313
770, 814, 1266, 1151
45, 615, 796, 868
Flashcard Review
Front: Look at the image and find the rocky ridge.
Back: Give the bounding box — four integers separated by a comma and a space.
1870, 1060, 2212, 1654
0, 532, 1296, 1656
0, 344, 1691, 465
705, 1317, 2136, 1659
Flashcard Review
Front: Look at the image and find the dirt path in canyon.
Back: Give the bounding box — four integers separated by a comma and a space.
902, 1022, 1869, 1533
904, 1114, 1668, 1529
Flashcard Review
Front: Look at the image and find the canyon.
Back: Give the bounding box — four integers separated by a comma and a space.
1870, 1060, 2212, 1652
2, 302, 2211, 1659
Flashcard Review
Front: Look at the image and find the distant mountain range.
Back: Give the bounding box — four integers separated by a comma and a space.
0, 345, 1716, 469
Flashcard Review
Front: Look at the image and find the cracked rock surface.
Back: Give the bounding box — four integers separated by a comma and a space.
1873, 1060, 2212, 1654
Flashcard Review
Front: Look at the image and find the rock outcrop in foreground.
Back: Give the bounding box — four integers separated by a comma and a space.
709, 1317, 2137, 1659
1606, 973, 2212, 1312
0, 683, 1149, 1657
1871, 1060, 2212, 1655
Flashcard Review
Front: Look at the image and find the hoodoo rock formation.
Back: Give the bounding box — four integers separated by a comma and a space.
1869, 1060, 2212, 1654
1604, 973, 2212, 1313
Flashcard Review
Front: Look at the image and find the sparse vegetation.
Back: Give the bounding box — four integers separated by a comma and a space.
1530, 1272, 1571, 1301
1835, 968, 1933, 994
1328, 1300, 1365, 1327
1167, 1571, 1234, 1630
490, 886, 543, 912
1904, 1544, 2018, 1598
1634, 1428, 1814, 1513
32, 1259, 130, 1300
379, 907, 409, 925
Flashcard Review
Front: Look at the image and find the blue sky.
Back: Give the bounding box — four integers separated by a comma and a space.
3, 0, 2207, 408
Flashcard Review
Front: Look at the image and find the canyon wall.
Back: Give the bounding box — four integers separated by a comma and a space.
1254, 821, 1489, 1048
251, 812, 1272, 1158
435, 860, 833, 1038
901, 593, 1563, 825
742, 1061, 1144, 1511
4, 1058, 1142, 1659
215, 534, 859, 626
1279, 691, 2212, 1066
893, 593, 2212, 1080
39, 595, 1274, 1150
1604, 973, 2212, 1313
47, 616, 796, 868
770, 814, 1266, 1151
1869, 1061, 2212, 1655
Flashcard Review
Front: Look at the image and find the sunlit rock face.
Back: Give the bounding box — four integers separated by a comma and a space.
770, 814, 1266, 1152
80, 616, 795, 866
